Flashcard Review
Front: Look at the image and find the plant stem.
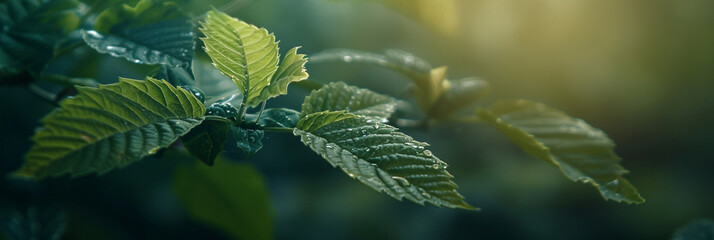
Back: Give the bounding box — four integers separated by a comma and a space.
236, 102, 248, 125
26, 83, 58, 106
254, 101, 267, 124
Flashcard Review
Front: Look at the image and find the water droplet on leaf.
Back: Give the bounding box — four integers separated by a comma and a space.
423, 150, 433, 157
392, 176, 410, 186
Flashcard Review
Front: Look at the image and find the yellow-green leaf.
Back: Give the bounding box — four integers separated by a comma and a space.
199, 10, 279, 106
255, 47, 309, 103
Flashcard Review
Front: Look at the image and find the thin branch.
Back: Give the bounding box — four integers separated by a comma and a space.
254, 101, 267, 124
26, 83, 58, 106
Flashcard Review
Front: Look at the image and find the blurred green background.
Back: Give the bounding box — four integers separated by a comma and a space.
2, 0, 713, 239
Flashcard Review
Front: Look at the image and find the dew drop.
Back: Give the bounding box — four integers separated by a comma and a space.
423, 150, 433, 157
148, 147, 161, 155
374, 123, 379, 129
421, 192, 432, 199
343, 55, 353, 62
80, 135, 93, 142
106, 45, 127, 54
347, 173, 355, 178
392, 176, 410, 186
432, 164, 440, 170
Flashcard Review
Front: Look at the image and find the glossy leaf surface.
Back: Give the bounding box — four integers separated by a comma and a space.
83, 0, 194, 68
295, 111, 475, 209
13, 77, 205, 179
301, 82, 397, 123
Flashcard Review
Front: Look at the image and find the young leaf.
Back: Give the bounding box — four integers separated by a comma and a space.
82, 0, 195, 68
294, 111, 476, 210
255, 47, 309, 103
428, 77, 490, 119
477, 100, 644, 204
199, 10, 279, 106
233, 127, 264, 156
180, 119, 230, 166
12, 77, 206, 179
173, 160, 273, 240
301, 82, 397, 123
0, 0, 80, 75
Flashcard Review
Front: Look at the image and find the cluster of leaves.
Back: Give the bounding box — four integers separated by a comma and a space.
2, 0, 644, 238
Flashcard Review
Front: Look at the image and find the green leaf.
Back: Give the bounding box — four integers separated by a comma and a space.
0, 0, 80, 73
301, 82, 397, 123
476, 100, 644, 204
428, 77, 490, 119
181, 119, 230, 166
672, 219, 714, 240
12, 77, 206, 179
245, 108, 300, 128
82, 0, 194, 68
173, 160, 273, 240
233, 126, 264, 156
294, 111, 476, 210
254, 47, 309, 104
199, 10, 279, 106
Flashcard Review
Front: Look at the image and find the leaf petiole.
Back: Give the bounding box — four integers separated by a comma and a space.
25, 83, 58, 106
254, 101, 267, 124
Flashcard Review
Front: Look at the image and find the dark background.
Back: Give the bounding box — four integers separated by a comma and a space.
2, 0, 713, 239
